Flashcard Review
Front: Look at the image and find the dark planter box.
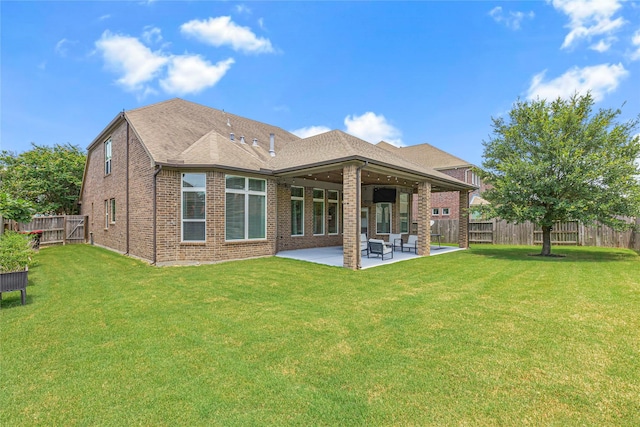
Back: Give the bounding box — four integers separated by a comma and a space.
0, 268, 28, 305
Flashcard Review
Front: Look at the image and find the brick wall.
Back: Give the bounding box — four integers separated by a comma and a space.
81, 120, 156, 262
155, 170, 277, 265
275, 183, 343, 252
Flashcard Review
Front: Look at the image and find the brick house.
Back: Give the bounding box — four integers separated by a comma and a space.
376, 141, 489, 222
80, 98, 475, 269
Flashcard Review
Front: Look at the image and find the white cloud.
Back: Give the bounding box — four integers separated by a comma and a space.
550, 0, 625, 50
142, 26, 163, 44
489, 6, 535, 30
160, 56, 234, 95
235, 4, 251, 14
344, 112, 403, 146
258, 17, 265, 30
98, 14, 111, 21
95, 30, 168, 93
590, 37, 616, 52
55, 38, 76, 57
526, 63, 628, 102
180, 16, 274, 54
290, 125, 331, 139
631, 29, 640, 60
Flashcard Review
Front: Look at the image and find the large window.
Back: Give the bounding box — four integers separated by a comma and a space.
376, 202, 391, 234
291, 186, 304, 236
226, 175, 266, 240
399, 193, 409, 233
327, 190, 339, 235
313, 189, 324, 235
182, 173, 206, 242
104, 138, 112, 175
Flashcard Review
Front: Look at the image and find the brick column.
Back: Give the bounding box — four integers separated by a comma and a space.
416, 181, 431, 256
458, 191, 469, 248
343, 164, 360, 270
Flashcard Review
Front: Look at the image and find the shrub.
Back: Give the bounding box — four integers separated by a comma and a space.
0, 231, 35, 273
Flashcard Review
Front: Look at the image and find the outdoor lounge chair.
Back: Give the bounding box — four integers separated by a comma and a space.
388, 233, 403, 251
367, 239, 394, 260
361, 233, 368, 255
404, 235, 418, 253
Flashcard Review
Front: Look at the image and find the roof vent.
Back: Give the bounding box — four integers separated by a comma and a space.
230, 132, 235, 141
240, 136, 245, 144
269, 133, 276, 157
227, 118, 231, 127
252, 138, 258, 146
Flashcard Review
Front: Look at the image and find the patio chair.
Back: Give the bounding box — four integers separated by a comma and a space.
404, 235, 418, 253
361, 233, 368, 255
367, 239, 394, 260
388, 233, 403, 251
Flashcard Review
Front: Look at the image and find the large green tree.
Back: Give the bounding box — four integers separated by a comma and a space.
0, 143, 86, 215
478, 93, 640, 256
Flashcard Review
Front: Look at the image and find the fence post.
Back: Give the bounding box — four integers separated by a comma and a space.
84, 215, 89, 243
62, 215, 67, 245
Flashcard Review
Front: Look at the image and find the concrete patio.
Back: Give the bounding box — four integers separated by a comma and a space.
276, 245, 464, 269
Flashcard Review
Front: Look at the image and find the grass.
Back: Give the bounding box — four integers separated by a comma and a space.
1, 244, 639, 426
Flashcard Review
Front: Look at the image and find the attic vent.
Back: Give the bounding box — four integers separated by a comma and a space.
252, 138, 258, 146
240, 136, 245, 144
230, 133, 235, 141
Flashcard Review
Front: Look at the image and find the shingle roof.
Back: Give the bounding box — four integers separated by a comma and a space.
376, 141, 473, 169
267, 130, 469, 186
106, 98, 474, 189
125, 98, 299, 168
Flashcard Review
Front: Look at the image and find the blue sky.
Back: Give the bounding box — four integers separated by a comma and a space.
2, 0, 639, 167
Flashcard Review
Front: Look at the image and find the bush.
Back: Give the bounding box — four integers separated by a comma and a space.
0, 231, 35, 273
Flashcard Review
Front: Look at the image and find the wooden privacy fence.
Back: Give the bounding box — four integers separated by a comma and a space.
2, 215, 88, 246
426, 218, 640, 250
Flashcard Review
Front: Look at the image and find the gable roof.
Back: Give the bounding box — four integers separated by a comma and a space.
376, 141, 473, 169
124, 98, 300, 169
267, 130, 471, 188
86, 98, 475, 190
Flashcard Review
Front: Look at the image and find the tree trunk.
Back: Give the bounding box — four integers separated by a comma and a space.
541, 225, 552, 256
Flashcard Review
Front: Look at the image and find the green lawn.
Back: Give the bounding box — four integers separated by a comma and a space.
1, 245, 639, 426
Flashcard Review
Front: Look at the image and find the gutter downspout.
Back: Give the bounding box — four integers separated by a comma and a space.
355, 160, 368, 269
125, 114, 130, 255
152, 165, 162, 265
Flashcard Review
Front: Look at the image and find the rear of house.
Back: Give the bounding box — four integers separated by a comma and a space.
80, 98, 476, 269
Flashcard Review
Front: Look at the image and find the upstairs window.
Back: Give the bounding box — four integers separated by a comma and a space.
104, 138, 112, 175
432, 208, 440, 216
442, 207, 450, 216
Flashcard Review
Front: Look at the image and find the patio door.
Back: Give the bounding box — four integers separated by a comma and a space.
361, 207, 369, 236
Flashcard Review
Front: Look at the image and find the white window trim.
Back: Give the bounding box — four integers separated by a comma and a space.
104, 138, 112, 175
399, 192, 409, 233
327, 190, 339, 235
104, 200, 109, 229
291, 186, 304, 237
442, 207, 450, 216
182, 173, 206, 242
225, 175, 267, 241
313, 188, 325, 236
376, 202, 392, 235
110, 198, 116, 224
432, 208, 440, 216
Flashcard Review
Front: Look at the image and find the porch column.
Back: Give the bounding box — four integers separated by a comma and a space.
343, 164, 360, 270
416, 181, 431, 256
459, 190, 469, 248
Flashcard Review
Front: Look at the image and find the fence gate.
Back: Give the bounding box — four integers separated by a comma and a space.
65, 215, 86, 244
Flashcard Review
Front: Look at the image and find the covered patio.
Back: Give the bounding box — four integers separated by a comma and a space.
277, 245, 464, 269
